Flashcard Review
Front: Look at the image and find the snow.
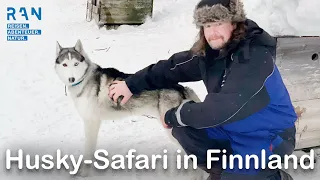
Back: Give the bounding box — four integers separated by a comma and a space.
0, 0, 319, 179
244, 0, 320, 36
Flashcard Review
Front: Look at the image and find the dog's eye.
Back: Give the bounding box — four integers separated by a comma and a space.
63, 63, 67, 67
74, 62, 79, 66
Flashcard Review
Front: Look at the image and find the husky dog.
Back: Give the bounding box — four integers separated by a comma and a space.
54, 40, 201, 176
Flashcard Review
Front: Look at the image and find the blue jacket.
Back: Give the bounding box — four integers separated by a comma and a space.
125, 19, 297, 174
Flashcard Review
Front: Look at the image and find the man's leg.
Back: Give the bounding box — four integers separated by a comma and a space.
171, 126, 232, 180
220, 169, 282, 180
220, 169, 293, 180
220, 126, 296, 180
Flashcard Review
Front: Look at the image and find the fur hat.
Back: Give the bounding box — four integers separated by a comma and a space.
193, 0, 247, 27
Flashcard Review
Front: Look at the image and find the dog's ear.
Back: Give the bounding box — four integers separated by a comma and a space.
56, 41, 62, 56
74, 39, 83, 53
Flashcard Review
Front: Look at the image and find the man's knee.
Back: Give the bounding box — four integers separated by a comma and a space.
171, 126, 210, 147
171, 127, 211, 161
171, 127, 232, 165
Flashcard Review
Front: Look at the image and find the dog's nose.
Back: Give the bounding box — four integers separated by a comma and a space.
69, 77, 75, 83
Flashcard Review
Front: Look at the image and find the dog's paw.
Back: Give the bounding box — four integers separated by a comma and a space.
78, 170, 89, 177
77, 166, 90, 177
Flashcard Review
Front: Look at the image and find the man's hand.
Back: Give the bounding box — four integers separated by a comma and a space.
108, 80, 133, 105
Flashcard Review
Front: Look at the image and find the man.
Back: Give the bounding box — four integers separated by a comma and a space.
108, 0, 297, 179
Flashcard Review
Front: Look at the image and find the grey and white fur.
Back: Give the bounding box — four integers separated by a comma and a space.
54, 39, 201, 176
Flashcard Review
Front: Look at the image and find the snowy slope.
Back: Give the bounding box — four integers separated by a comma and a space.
0, 0, 320, 180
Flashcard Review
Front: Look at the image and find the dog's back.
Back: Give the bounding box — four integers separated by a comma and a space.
96, 66, 200, 117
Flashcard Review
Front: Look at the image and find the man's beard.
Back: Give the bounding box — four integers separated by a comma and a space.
208, 39, 227, 50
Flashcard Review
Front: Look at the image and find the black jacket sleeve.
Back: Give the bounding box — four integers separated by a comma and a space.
165, 45, 274, 129
125, 51, 202, 94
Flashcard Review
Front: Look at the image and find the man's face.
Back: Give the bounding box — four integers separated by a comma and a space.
203, 21, 235, 50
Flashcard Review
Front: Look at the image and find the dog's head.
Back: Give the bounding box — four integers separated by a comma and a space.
55, 39, 90, 86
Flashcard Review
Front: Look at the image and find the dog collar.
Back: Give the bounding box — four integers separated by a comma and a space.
71, 78, 84, 87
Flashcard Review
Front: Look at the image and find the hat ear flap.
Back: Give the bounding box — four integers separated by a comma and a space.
229, 0, 246, 22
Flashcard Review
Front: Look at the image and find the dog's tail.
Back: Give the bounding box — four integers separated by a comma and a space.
184, 87, 201, 103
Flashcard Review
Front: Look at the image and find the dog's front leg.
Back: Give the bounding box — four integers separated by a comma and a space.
79, 119, 101, 177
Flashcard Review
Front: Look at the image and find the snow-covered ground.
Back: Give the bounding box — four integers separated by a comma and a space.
0, 0, 320, 179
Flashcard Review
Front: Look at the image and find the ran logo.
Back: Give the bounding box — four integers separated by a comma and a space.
7, 7, 42, 21
6, 7, 42, 41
